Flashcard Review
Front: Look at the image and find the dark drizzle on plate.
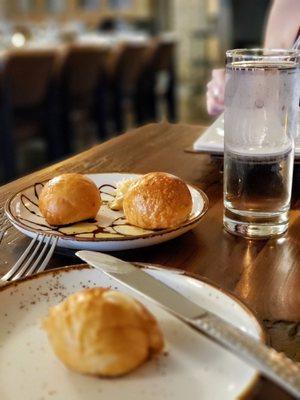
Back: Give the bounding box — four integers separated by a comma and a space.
98, 184, 116, 202
20, 194, 42, 217
34, 182, 44, 200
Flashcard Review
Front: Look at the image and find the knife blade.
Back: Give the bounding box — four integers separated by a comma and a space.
76, 250, 300, 398
78, 250, 206, 320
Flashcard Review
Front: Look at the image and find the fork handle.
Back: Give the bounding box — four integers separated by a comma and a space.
189, 314, 300, 398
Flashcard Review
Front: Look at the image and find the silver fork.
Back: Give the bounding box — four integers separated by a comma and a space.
0, 234, 58, 285
0, 213, 11, 244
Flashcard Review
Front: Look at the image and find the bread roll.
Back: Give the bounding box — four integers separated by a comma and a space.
123, 172, 193, 229
39, 173, 101, 226
43, 288, 164, 377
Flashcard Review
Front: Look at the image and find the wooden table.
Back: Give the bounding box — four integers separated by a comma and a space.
1, 122, 299, 399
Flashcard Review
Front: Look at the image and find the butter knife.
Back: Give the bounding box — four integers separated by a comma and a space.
76, 250, 300, 398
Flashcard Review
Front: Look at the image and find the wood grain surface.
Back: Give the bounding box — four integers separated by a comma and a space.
0, 121, 299, 399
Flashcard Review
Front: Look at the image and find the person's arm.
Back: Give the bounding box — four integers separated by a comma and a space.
206, 69, 225, 116
206, 0, 300, 116
264, 0, 300, 48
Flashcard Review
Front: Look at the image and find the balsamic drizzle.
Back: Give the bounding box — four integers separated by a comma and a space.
18, 216, 56, 230
34, 182, 44, 200
20, 194, 42, 216
98, 184, 116, 200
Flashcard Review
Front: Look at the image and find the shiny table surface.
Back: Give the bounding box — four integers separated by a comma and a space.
0, 122, 299, 399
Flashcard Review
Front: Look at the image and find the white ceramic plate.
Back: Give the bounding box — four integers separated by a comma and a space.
193, 114, 300, 160
0, 265, 264, 400
5, 173, 208, 251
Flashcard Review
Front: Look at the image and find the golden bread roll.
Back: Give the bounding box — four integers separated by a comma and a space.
39, 173, 101, 226
43, 288, 164, 377
123, 172, 193, 229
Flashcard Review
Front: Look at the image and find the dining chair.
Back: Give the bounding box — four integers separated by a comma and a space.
137, 36, 177, 124
0, 48, 60, 181
106, 42, 148, 133
58, 43, 110, 154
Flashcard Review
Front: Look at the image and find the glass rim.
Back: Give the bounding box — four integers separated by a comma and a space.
226, 48, 300, 59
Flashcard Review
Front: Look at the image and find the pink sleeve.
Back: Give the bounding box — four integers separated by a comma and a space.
264, 0, 300, 48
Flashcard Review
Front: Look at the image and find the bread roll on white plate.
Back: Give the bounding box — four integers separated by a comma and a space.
123, 172, 193, 229
43, 288, 164, 377
39, 173, 101, 226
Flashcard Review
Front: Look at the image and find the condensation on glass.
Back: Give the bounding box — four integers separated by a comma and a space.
224, 49, 300, 238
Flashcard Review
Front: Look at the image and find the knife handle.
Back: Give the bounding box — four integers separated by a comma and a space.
189, 314, 300, 398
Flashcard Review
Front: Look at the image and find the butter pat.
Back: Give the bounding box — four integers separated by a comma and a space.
109, 178, 138, 211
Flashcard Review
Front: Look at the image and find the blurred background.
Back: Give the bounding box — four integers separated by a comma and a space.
0, 0, 271, 183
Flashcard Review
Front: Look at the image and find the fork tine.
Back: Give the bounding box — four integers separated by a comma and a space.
0, 216, 10, 244
1, 234, 58, 284
1, 235, 40, 281
13, 235, 46, 280
3, 219, 11, 229
35, 236, 58, 274
25, 235, 52, 277
0, 214, 5, 225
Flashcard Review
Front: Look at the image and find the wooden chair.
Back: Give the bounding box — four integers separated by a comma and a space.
137, 37, 177, 124
59, 44, 110, 153
106, 42, 148, 133
0, 48, 60, 181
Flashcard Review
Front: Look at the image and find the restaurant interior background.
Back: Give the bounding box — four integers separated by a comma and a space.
0, 0, 271, 184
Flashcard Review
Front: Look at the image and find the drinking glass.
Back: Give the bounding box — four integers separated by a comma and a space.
224, 49, 300, 238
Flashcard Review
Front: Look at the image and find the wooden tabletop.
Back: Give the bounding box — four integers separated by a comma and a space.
1, 121, 299, 399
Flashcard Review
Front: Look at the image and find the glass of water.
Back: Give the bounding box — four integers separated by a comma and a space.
224, 49, 300, 238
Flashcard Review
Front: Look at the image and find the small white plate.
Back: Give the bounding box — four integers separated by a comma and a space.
193, 115, 225, 154
193, 114, 300, 160
5, 173, 208, 251
0, 265, 264, 400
